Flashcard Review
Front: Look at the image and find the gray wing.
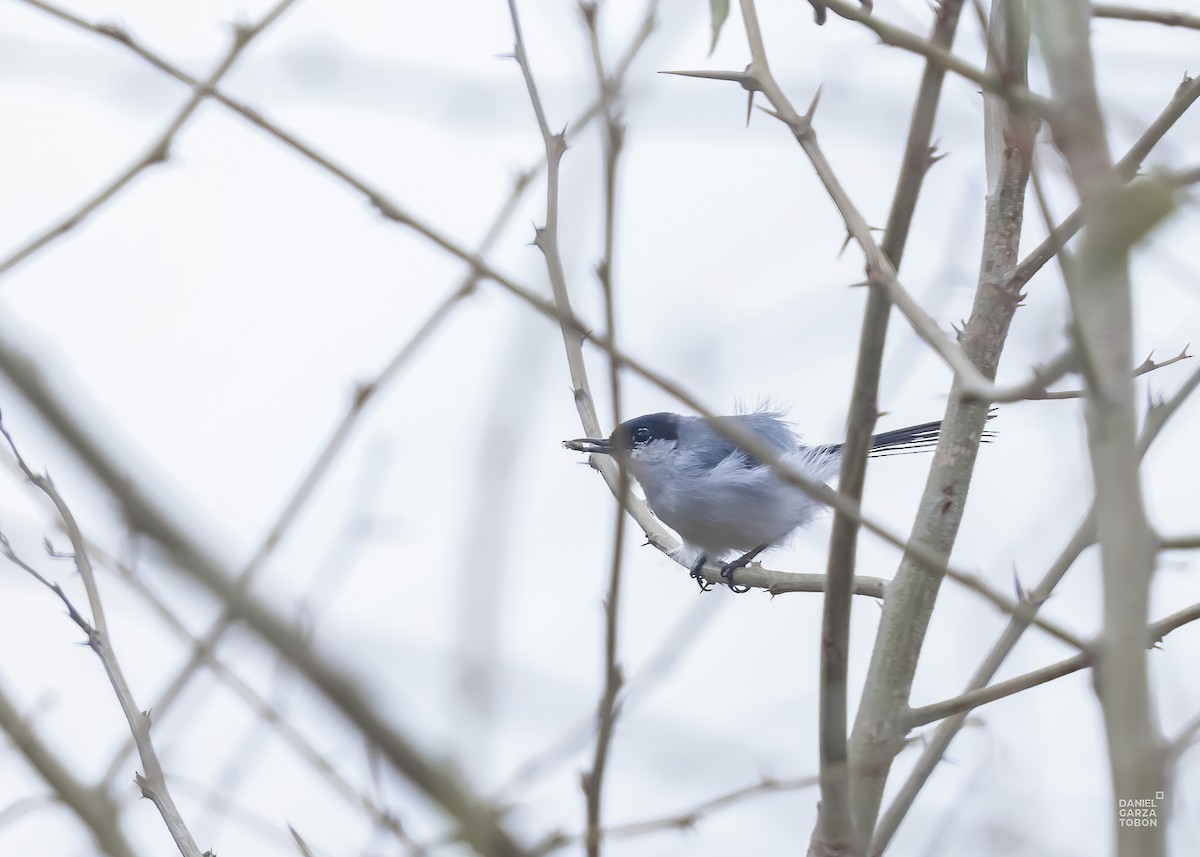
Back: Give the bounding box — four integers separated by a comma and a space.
680, 413, 799, 470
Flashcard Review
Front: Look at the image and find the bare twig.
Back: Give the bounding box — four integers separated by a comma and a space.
815, 0, 1051, 115
906, 600, 1200, 727
0, 0, 301, 280
0, 681, 139, 857
1009, 73, 1200, 294
1092, 3, 1200, 29
538, 774, 819, 853
578, 3, 630, 855
0, 423, 203, 857
1159, 534, 1200, 550
82, 543, 422, 852
1026, 347, 1191, 400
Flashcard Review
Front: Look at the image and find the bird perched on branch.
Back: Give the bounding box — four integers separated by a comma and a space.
565, 408, 957, 593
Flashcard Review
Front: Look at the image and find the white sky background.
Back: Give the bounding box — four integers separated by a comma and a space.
1, 0, 1199, 855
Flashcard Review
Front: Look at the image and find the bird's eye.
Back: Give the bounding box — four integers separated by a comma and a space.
632, 427, 653, 445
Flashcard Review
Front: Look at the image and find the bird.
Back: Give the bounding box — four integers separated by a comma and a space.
564, 408, 948, 592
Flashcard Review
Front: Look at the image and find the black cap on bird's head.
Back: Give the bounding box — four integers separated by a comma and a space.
563, 412, 680, 456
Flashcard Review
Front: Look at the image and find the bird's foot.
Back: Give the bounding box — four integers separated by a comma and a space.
720, 559, 752, 594
689, 555, 714, 593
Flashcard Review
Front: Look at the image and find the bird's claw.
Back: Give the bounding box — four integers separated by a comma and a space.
721, 562, 752, 594
689, 556, 714, 592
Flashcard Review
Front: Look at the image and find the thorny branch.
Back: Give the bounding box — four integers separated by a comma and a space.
578, 2, 631, 856
0, 682, 139, 857
0, 421, 204, 857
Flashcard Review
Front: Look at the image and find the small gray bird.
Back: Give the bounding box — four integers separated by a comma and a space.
565, 409, 943, 592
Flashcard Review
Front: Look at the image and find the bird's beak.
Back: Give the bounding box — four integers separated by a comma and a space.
563, 437, 613, 454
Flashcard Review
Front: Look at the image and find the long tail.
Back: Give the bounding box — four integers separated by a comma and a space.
822, 413, 996, 459
868, 420, 943, 456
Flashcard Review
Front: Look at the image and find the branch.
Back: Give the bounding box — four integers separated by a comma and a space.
0, 0, 301, 280
82, 543, 421, 852
1035, 5, 1167, 856
815, 3, 967, 851
1092, 3, 1200, 29
816, 0, 1052, 115
0, 423, 203, 857
537, 774, 819, 854
0, 681, 139, 857
906, 601, 1200, 727
978, 344, 1190, 403
1159, 534, 1200, 550
1025, 347, 1191, 400
847, 0, 1036, 838
1009, 73, 1200, 295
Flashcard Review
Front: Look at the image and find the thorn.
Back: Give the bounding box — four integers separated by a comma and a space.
926, 145, 949, 170
230, 22, 255, 49
495, 51, 516, 61
529, 222, 545, 248
145, 141, 170, 166
745, 89, 755, 128
846, 280, 871, 288
838, 230, 854, 258
802, 85, 823, 123
96, 22, 132, 44
1012, 564, 1027, 603
550, 126, 569, 158
660, 68, 760, 93
1176, 71, 1195, 99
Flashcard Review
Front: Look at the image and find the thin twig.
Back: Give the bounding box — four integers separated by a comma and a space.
0, 0, 301, 280
0, 423, 203, 857
1092, 3, 1200, 29
905, 600, 1200, 727
577, 3, 630, 855
0, 682, 139, 857
1009, 73, 1200, 294
816, 0, 1050, 114
1026, 347, 1191, 400
1159, 534, 1200, 550
537, 774, 819, 853
82, 542, 422, 852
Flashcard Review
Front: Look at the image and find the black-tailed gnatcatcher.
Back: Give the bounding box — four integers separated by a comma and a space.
565, 409, 947, 593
